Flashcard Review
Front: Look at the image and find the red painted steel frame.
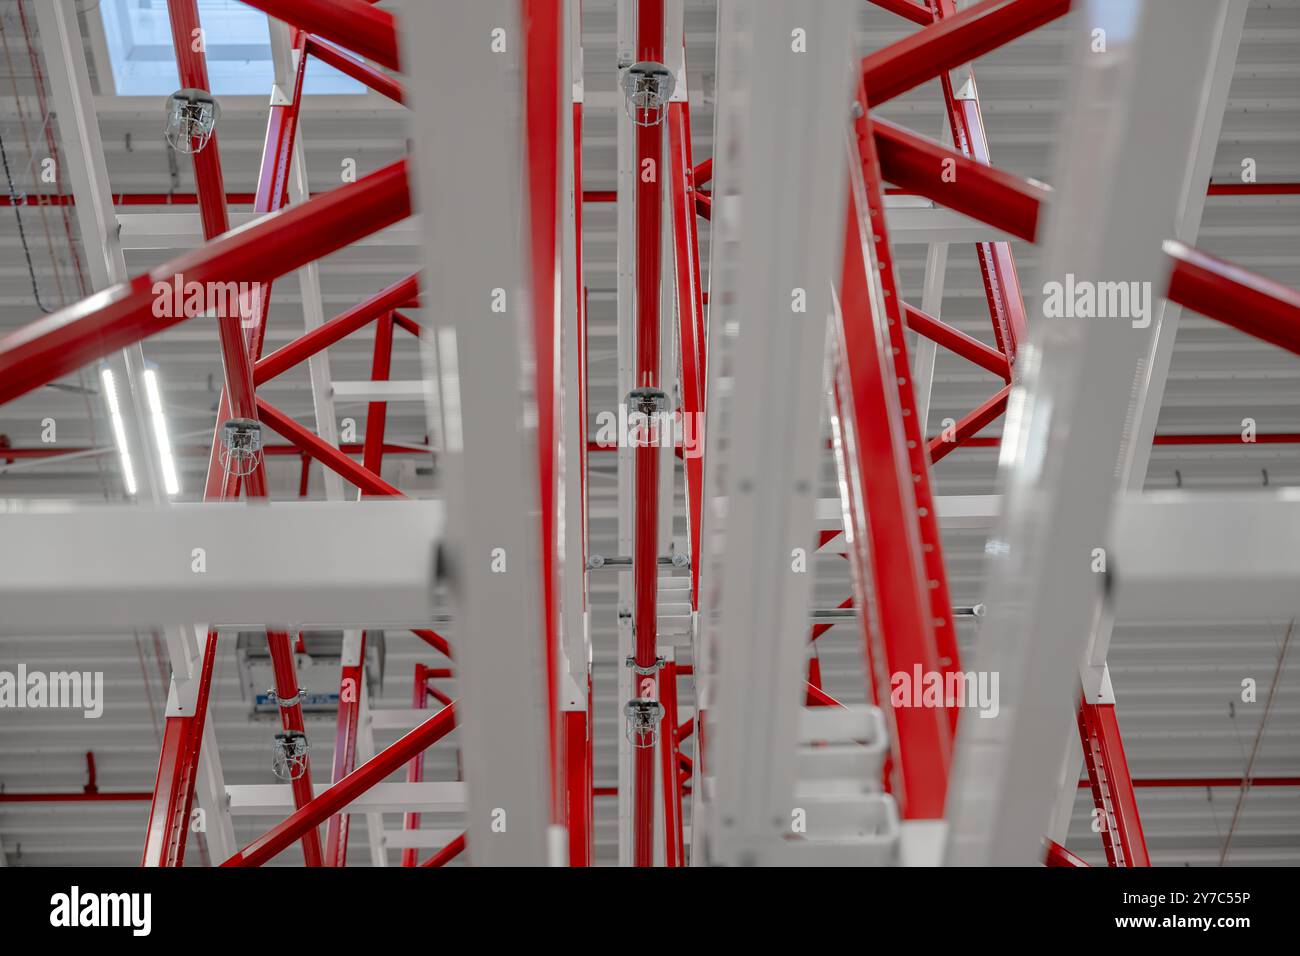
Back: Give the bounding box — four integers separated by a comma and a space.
658, 661, 684, 866
563, 710, 592, 866
0, 160, 412, 405
873, 117, 1046, 243
401, 664, 430, 867
305, 35, 404, 104
224, 703, 457, 867
1044, 838, 1090, 867
903, 302, 1009, 379
324, 634, 366, 866
631, 0, 666, 869
237, 0, 400, 71
667, 99, 706, 607
1078, 700, 1151, 867
1165, 240, 1300, 358
861, 0, 1071, 107
870, 0, 934, 27
524, 0, 565, 824
931, 0, 1030, 365
833, 86, 955, 819
420, 833, 467, 868
928, 384, 1011, 465
255, 273, 420, 385
141, 627, 219, 866
258, 398, 404, 497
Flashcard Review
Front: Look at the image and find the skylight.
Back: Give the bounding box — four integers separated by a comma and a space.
100, 0, 365, 96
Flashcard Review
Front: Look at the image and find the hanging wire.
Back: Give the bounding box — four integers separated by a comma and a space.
0, 126, 55, 313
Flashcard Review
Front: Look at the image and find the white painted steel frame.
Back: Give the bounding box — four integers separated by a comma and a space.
698, 0, 857, 867
403, 0, 553, 866
945, 0, 1247, 866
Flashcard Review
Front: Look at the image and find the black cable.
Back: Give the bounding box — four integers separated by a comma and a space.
0, 125, 56, 313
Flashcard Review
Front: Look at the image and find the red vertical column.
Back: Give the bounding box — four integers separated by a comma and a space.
1078, 700, 1151, 867
324, 634, 367, 866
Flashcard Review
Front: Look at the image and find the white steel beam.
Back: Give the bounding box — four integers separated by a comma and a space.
1109, 491, 1300, 621
34, 0, 236, 862
332, 380, 429, 403
115, 202, 1000, 251
1044, 0, 1248, 843
227, 782, 467, 815
945, 0, 1247, 866
0, 501, 442, 630
403, 0, 552, 866
700, 0, 857, 866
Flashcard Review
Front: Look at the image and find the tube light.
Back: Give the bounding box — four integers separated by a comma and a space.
99, 365, 138, 497
143, 367, 181, 496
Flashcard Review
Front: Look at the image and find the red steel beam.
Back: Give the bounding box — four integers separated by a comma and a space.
265, 630, 325, 865
1165, 240, 1300, 358
869, 0, 934, 26
1080, 777, 1300, 789
903, 302, 1010, 379
834, 91, 954, 819
141, 630, 219, 866
224, 702, 457, 867
563, 710, 592, 866
931, 0, 1030, 364
523, 0, 565, 824
237, 0, 399, 71
1206, 182, 1300, 195
254, 273, 420, 385
401, 663, 430, 867
412, 628, 453, 659
304, 35, 404, 104
324, 633, 366, 866
927, 384, 1011, 465
1044, 839, 1090, 867
861, 0, 1071, 107
631, 0, 666, 869
667, 99, 706, 607
658, 660, 684, 866
0, 159, 412, 406
420, 833, 467, 868
1078, 700, 1150, 868
360, 312, 395, 497
873, 117, 1046, 242
257, 398, 404, 497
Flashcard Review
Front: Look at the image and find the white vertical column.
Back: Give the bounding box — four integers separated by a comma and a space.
945, 0, 1246, 866
700, 0, 857, 866
34, 0, 236, 863
404, 0, 551, 866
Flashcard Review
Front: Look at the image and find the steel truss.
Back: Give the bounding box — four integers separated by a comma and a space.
3, 0, 1298, 869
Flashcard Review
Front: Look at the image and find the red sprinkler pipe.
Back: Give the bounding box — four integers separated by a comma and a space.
630, 0, 665, 869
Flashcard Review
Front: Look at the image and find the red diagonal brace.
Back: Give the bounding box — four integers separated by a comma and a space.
1165, 240, 1300, 358
324, 633, 366, 866
224, 703, 457, 867
1078, 700, 1150, 867
254, 273, 420, 385
0, 160, 411, 405
257, 398, 404, 497
927, 384, 1011, 464
862, 0, 1071, 107
238, 0, 399, 71
305, 35, 404, 104
873, 117, 1046, 242
903, 302, 1010, 379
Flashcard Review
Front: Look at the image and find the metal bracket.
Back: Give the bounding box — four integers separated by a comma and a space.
625, 655, 666, 676
266, 686, 310, 709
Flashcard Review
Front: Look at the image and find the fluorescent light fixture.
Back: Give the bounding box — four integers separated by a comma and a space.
100, 365, 138, 497
143, 367, 181, 496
